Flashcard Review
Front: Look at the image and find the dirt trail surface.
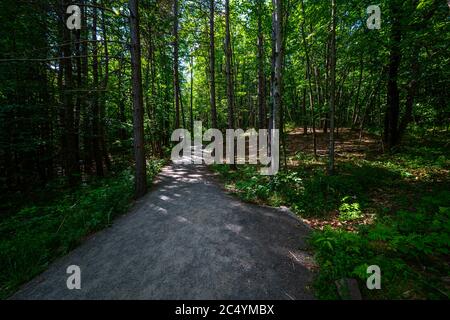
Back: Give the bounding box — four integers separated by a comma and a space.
12, 164, 315, 300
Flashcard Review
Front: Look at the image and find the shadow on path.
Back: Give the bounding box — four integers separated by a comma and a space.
12, 164, 315, 300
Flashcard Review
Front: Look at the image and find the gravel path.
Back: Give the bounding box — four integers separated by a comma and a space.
12, 164, 315, 300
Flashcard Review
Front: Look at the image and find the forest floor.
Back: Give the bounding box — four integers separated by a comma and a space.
11, 164, 315, 299
212, 126, 450, 299
3, 127, 449, 300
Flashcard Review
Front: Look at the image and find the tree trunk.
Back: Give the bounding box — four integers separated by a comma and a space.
74, 24, 82, 177
302, 86, 307, 134
91, 1, 104, 176
398, 49, 419, 141
62, 0, 80, 186
80, 0, 93, 174
100, 1, 111, 171
225, 0, 235, 131
257, 0, 267, 130
272, 0, 282, 166
190, 54, 194, 132
225, 0, 236, 168
173, 0, 181, 128
300, 0, 317, 158
352, 54, 364, 127
129, 0, 147, 198
328, 0, 336, 175
384, 2, 402, 149
209, 0, 218, 128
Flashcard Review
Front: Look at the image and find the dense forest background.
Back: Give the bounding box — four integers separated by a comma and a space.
0, 0, 449, 299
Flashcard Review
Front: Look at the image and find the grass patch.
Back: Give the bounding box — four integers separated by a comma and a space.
0, 159, 165, 299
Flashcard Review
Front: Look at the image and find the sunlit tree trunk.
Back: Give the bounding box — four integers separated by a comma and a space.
271, 0, 282, 169
190, 55, 194, 132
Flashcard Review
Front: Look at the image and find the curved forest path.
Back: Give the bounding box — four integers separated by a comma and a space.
12, 164, 315, 300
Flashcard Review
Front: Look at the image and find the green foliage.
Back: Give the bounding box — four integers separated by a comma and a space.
0, 160, 165, 299
338, 196, 363, 222
310, 192, 450, 299
212, 162, 374, 217
211, 135, 449, 299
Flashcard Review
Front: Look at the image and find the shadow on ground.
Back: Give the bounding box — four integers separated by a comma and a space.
11, 164, 315, 300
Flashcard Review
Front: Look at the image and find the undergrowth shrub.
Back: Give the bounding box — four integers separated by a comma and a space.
310, 190, 450, 299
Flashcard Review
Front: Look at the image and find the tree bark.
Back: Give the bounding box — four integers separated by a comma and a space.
129, 0, 147, 198
302, 86, 308, 134
257, 0, 267, 130
91, 1, 104, 176
328, 0, 336, 175
100, 0, 111, 170
173, 0, 181, 128
225, 0, 235, 131
80, 0, 93, 174
209, 0, 218, 128
384, 2, 402, 149
62, 0, 80, 186
398, 49, 419, 141
271, 0, 282, 167
74, 21, 82, 177
352, 54, 364, 127
300, 0, 317, 158
190, 54, 194, 132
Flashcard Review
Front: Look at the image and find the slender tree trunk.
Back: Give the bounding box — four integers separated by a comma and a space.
209, 0, 218, 128
225, 0, 235, 131
62, 0, 80, 186
129, 0, 147, 198
300, 0, 316, 158
190, 54, 194, 132
148, 23, 157, 153
173, 0, 181, 128
352, 54, 364, 127
180, 88, 186, 128
384, 2, 402, 149
100, 1, 111, 171
272, 0, 282, 167
118, 62, 127, 141
80, 0, 92, 174
225, 0, 236, 168
302, 85, 307, 134
398, 49, 419, 141
257, 0, 267, 130
328, 0, 336, 175
91, 1, 104, 176
74, 26, 82, 176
